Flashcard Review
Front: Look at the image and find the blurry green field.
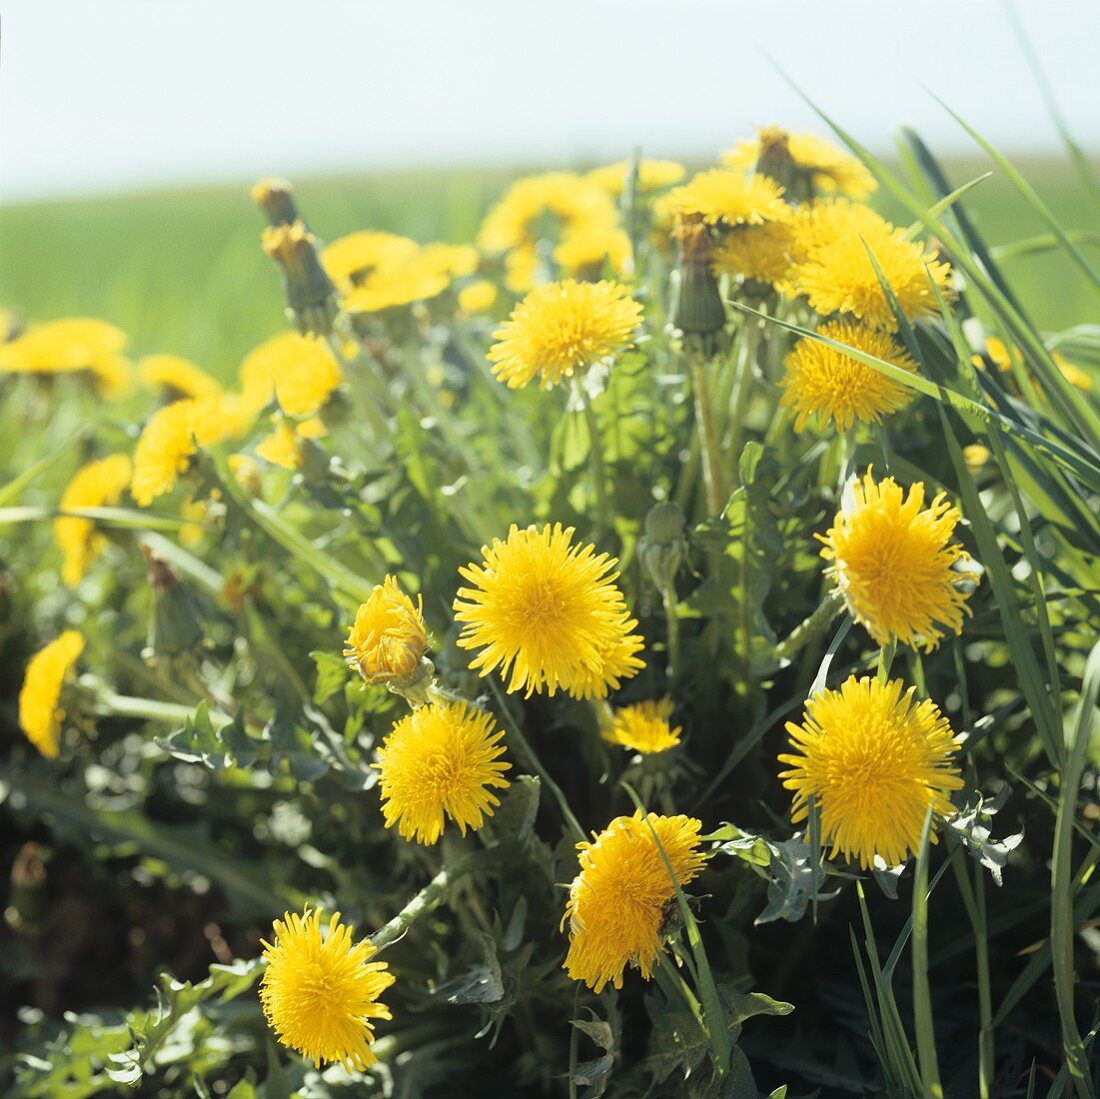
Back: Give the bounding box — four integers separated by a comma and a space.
1, 158, 1096, 378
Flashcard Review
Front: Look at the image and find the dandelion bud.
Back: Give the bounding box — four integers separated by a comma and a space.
344, 577, 432, 700
753, 127, 802, 200
668, 215, 726, 338
143, 545, 205, 658
228, 454, 263, 496
262, 220, 339, 337
639, 501, 686, 591
251, 177, 302, 228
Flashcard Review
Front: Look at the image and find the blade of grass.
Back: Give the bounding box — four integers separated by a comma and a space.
0, 505, 190, 532
1050, 640, 1100, 1098
912, 807, 943, 1098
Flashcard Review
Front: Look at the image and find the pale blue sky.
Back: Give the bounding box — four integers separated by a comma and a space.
2, 0, 1098, 201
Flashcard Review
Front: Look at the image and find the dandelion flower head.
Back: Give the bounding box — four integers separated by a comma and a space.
322, 230, 420, 291
656, 169, 791, 230
563, 811, 706, 992
457, 279, 498, 315
0, 317, 133, 397
779, 675, 964, 868
344, 576, 429, 686
584, 160, 686, 195
820, 470, 974, 650
454, 523, 645, 699
55, 454, 133, 585
374, 701, 511, 845
602, 698, 682, 754
139, 354, 223, 401
711, 220, 800, 288
18, 630, 85, 758
780, 320, 918, 432
260, 908, 394, 1072
487, 279, 643, 391
722, 127, 877, 201
787, 200, 953, 331
240, 332, 343, 420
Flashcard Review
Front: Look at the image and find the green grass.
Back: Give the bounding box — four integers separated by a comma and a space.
0, 158, 1096, 379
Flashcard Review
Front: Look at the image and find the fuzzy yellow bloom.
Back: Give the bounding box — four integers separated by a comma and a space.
711, 220, 799, 287
487, 279, 643, 390
131, 397, 240, 507
552, 225, 633, 278
239, 332, 343, 420
963, 444, 991, 471
322, 231, 420, 291
563, 811, 706, 992
454, 523, 645, 699
256, 420, 303, 470
602, 698, 682, 754
0, 317, 133, 397
457, 280, 498, 315
722, 127, 877, 201
1053, 352, 1093, 391
656, 169, 791, 229
55, 454, 133, 585
477, 172, 620, 256
820, 471, 974, 651
787, 200, 953, 331
344, 576, 429, 686
585, 160, 686, 195
374, 701, 511, 845
779, 675, 964, 868
780, 320, 918, 432
260, 909, 394, 1073
139, 354, 223, 400
18, 631, 85, 758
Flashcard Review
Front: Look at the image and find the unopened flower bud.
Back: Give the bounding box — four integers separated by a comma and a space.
639, 501, 687, 590
251, 177, 302, 228
668, 215, 726, 337
344, 576, 432, 703
142, 545, 204, 657
262, 220, 339, 337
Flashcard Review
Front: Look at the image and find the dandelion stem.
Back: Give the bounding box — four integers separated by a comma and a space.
950, 841, 993, 1099
325, 332, 393, 443
773, 589, 845, 665
685, 336, 726, 514
487, 678, 587, 845
661, 581, 681, 684
91, 690, 197, 725
725, 317, 763, 483
583, 401, 612, 537
370, 850, 488, 952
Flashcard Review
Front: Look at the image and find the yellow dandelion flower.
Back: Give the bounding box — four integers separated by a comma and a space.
457, 279, 498, 315
454, 523, 645, 699
972, 335, 1014, 373
344, 576, 429, 686
820, 471, 974, 651
256, 420, 303, 469
563, 811, 706, 993
1053, 351, 1094, 392
963, 443, 991, 471
722, 127, 877, 201
322, 231, 420, 291
779, 675, 964, 869
553, 225, 633, 278
585, 160, 686, 195
602, 698, 682, 754
374, 701, 511, 845
260, 908, 394, 1072
139, 354, 223, 400
228, 454, 263, 494
0, 317, 133, 396
787, 200, 953, 331
131, 397, 238, 507
18, 630, 85, 758
711, 220, 799, 287
656, 169, 791, 229
55, 454, 133, 585
780, 320, 918, 433
504, 245, 542, 293
477, 172, 620, 255
487, 279, 643, 391
240, 332, 343, 420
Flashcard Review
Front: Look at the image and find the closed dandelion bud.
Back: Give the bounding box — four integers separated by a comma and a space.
668, 215, 726, 337
344, 577, 432, 701
251, 177, 302, 228
262, 220, 339, 337
753, 127, 803, 201
639, 501, 686, 590
143, 545, 205, 657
